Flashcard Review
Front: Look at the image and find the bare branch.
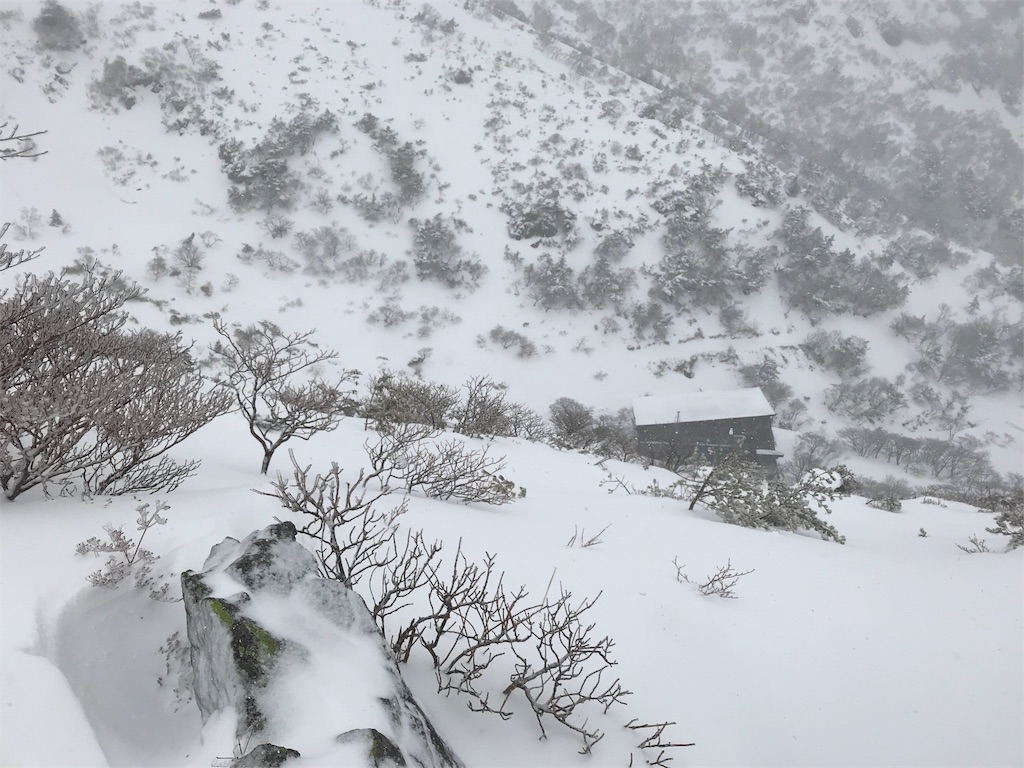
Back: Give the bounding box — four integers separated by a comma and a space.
0, 122, 47, 161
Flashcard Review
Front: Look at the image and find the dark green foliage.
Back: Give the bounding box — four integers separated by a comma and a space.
33, 0, 82, 50
89, 56, 154, 109
387, 142, 425, 205
523, 254, 579, 310
891, 305, 1022, 392
824, 376, 906, 423
735, 160, 783, 207
593, 230, 634, 262
219, 105, 338, 212
681, 451, 845, 543
776, 208, 907, 318
627, 300, 673, 343
411, 215, 485, 289
502, 177, 577, 241
984, 492, 1024, 551
507, 202, 576, 240
412, 3, 458, 34
646, 169, 768, 310
647, 216, 736, 309
800, 330, 869, 377
577, 256, 635, 310
737, 356, 792, 408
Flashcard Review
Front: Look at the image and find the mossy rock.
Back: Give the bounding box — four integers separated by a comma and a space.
336, 728, 406, 767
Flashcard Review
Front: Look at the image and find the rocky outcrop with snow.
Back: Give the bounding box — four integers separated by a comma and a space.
181, 521, 463, 768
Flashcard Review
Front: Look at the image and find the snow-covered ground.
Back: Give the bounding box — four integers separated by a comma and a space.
2, 417, 1022, 766
2, 0, 1023, 765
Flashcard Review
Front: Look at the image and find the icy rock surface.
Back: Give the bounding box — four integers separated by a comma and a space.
182, 521, 463, 768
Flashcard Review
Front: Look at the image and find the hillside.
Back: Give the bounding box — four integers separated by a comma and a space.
3, 0, 1022, 491
1, 0, 1022, 766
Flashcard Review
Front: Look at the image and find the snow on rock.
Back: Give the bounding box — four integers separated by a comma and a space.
181, 521, 463, 768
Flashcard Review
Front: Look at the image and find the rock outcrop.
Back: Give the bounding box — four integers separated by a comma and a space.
182, 521, 463, 768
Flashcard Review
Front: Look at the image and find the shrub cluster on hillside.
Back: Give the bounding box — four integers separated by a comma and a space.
219, 101, 338, 211
775, 207, 908, 319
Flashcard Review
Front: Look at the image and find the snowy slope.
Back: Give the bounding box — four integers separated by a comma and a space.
1, 0, 1023, 765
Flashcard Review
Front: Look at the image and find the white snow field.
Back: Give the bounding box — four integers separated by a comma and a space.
1, 0, 1022, 765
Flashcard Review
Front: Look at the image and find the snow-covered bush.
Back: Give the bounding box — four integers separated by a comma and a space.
735, 159, 783, 207
801, 329, 870, 377
891, 306, 1023, 393
578, 256, 635, 310
75, 501, 174, 600
666, 451, 846, 543
824, 376, 906, 423
486, 325, 537, 358
33, 0, 82, 50
411, 215, 486, 289
1, 270, 230, 500
983, 492, 1024, 551
737, 356, 792, 408
523, 253, 580, 310
362, 370, 461, 430
627, 300, 673, 343
219, 104, 338, 211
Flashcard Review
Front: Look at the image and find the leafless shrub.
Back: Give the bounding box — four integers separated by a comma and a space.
0, 222, 44, 272
261, 439, 634, 754
173, 233, 204, 294
209, 320, 359, 474
367, 302, 416, 328
626, 719, 695, 766
453, 375, 510, 437
956, 535, 991, 554
11, 207, 43, 239
486, 324, 537, 358
502, 401, 552, 441
503, 589, 631, 752
672, 557, 753, 599
362, 369, 460, 430
1, 270, 230, 499
259, 214, 294, 239
0, 122, 47, 161
75, 500, 176, 600
566, 524, 610, 548
598, 468, 637, 495
367, 425, 517, 505
309, 187, 334, 214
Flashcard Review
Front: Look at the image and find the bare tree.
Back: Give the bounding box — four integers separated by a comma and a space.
210, 320, 358, 474
1, 270, 231, 500
0, 122, 47, 161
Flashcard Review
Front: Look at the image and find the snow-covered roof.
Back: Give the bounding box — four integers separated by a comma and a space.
632, 388, 775, 426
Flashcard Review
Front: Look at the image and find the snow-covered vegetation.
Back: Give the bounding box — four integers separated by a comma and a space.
1, 0, 1021, 765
